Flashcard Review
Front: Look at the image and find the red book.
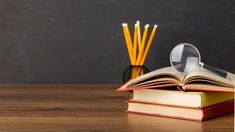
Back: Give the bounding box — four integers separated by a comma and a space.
126, 100, 234, 121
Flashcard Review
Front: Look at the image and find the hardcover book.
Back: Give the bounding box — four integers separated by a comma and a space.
127, 100, 234, 121
131, 89, 234, 107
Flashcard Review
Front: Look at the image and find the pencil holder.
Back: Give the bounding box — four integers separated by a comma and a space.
122, 65, 150, 83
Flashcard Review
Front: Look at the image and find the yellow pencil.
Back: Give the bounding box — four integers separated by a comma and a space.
125, 24, 134, 65
133, 24, 138, 65
136, 24, 149, 65
132, 66, 137, 78
122, 23, 134, 65
136, 21, 141, 47
140, 24, 157, 65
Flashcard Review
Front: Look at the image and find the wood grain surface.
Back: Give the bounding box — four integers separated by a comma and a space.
0, 84, 233, 132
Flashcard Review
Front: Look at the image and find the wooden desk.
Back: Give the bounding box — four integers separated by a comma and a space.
0, 85, 233, 132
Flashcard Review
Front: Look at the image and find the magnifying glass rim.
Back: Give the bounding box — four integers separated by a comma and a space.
170, 43, 201, 73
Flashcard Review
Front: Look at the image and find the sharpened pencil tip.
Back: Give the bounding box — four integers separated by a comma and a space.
122, 23, 127, 27
145, 24, 149, 28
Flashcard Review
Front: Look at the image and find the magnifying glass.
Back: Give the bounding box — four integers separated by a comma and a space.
170, 43, 227, 78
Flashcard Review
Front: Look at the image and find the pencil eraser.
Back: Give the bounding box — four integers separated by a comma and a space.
154, 24, 158, 28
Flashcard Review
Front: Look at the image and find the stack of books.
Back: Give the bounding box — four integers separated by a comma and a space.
116, 67, 234, 121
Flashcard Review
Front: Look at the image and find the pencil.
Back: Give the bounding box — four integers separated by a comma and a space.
133, 24, 138, 65
122, 23, 134, 65
136, 24, 149, 65
125, 23, 134, 64
140, 24, 157, 65
136, 21, 141, 47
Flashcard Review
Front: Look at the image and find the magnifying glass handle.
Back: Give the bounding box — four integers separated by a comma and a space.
200, 62, 228, 78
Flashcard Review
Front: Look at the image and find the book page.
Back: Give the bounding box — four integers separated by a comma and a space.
131, 78, 179, 87
118, 67, 184, 90
184, 67, 235, 88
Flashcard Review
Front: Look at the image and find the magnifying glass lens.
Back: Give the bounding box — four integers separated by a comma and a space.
170, 43, 228, 78
170, 43, 200, 73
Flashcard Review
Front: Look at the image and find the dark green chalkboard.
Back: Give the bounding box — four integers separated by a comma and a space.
0, 0, 234, 83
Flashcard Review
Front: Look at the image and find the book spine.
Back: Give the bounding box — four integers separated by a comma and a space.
201, 100, 234, 120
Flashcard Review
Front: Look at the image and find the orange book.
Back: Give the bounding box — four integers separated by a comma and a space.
126, 100, 234, 121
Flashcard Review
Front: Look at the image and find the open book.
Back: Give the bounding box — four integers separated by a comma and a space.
116, 66, 235, 92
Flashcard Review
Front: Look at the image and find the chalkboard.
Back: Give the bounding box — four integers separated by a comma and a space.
0, 0, 234, 83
